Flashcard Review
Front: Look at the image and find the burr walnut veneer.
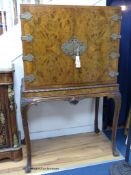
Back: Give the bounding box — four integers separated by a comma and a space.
20, 5, 121, 173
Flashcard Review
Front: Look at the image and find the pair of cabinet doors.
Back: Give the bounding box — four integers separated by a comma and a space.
21, 5, 121, 90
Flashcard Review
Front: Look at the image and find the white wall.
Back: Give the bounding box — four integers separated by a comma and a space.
0, 0, 106, 140
43, 0, 106, 5
0, 25, 22, 68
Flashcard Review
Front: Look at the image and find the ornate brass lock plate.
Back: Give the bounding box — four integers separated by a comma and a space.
61, 36, 86, 59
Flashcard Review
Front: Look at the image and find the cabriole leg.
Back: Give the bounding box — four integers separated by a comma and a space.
108, 92, 121, 156
21, 105, 32, 173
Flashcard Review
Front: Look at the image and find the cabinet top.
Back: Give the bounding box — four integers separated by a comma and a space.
0, 69, 14, 73
0, 67, 14, 73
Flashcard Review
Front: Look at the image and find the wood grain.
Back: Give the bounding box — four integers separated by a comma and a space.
21, 5, 121, 90
0, 73, 13, 84
22, 84, 119, 98
0, 132, 123, 175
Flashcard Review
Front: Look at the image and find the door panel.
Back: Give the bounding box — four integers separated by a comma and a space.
21, 5, 76, 89
74, 7, 121, 84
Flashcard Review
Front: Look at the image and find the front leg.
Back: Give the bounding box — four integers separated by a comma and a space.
108, 92, 121, 156
21, 105, 32, 173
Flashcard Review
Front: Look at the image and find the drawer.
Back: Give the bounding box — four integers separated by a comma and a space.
0, 72, 13, 85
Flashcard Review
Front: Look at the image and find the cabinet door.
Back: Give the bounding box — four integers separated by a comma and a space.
74, 6, 121, 85
21, 5, 75, 90
0, 86, 10, 148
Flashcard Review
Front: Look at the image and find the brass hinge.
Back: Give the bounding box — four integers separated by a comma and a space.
24, 74, 35, 83
112, 14, 122, 21
20, 12, 32, 20
111, 34, 121, 40
23, 54, 34, 61
21, 35, 33, 42
109, 52, 120, 59
109, 71, 119, 78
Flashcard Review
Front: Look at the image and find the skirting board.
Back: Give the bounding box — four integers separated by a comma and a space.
30, 124, 99, 140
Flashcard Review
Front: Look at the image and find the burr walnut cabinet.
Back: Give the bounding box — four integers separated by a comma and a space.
0, 69, 22, 161
20, 5, 121, 173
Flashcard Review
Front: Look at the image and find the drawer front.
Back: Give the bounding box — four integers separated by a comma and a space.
0, 72, 13, 84
21, 5, 121, 90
